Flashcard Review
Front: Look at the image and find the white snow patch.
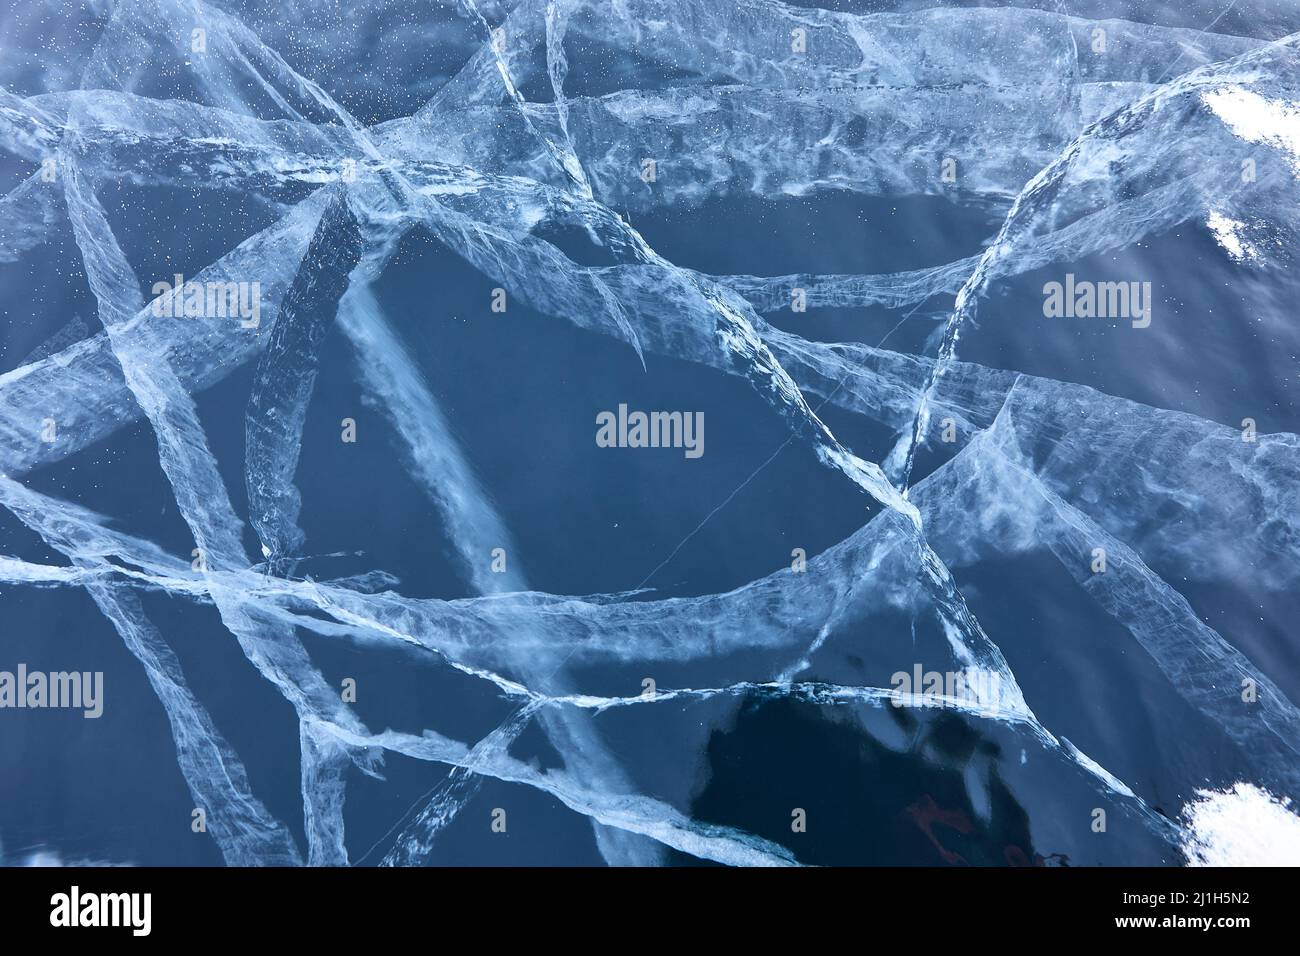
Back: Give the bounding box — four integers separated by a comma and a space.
1181, 782, 1300, 866
1202, 86, 1300, 174
1205, 210, 1260, 263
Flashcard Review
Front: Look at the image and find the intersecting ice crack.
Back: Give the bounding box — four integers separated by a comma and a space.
2, 0, 1299, 866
